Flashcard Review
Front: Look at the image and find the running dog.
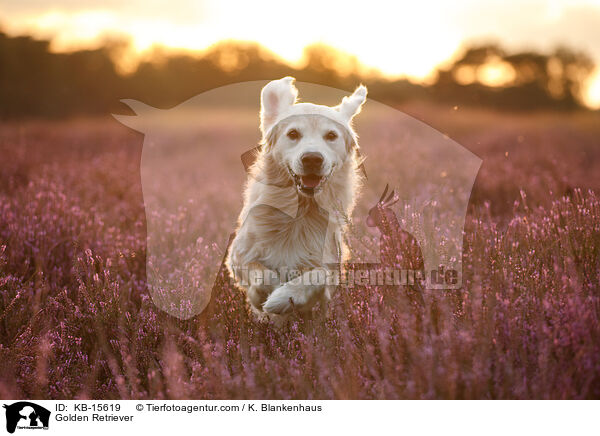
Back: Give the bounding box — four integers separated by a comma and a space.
226, 77, 367, 317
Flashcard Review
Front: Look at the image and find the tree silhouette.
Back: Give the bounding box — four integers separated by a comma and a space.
0, 30, 596, 118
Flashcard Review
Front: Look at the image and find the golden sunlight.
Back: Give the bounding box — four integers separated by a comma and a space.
582, 67, 600, 109
3, 0, 600, 107
476, 57, 516, 87
5, 1, 460, 82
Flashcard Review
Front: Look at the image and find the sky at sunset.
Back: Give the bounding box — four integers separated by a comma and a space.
2, 0, 600, 107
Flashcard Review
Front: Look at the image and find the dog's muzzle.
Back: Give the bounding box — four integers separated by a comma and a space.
287, 165, 334, 197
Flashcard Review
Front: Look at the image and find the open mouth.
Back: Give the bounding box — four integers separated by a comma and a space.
287, 166, 332, 196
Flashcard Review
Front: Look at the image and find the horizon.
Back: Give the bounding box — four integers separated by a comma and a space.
2, 0, 600, 108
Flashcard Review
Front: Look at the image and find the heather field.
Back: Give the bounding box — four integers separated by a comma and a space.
0, 104, 599, 399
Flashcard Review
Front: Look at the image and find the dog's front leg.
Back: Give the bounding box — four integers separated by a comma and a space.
239, 262, 281, 311
262, 267, 333, 314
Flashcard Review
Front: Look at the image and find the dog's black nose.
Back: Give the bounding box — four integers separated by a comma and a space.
301, 152, 324, 173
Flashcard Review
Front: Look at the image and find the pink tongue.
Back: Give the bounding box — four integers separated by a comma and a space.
301, 175, 322, 188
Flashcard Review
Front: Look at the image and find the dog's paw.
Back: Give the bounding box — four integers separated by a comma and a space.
262, 283, 307, 314
247, 284, 271, 311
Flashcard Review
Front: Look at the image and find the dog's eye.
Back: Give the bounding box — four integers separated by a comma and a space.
325, 131, 338, 141
287, 129, 300, 140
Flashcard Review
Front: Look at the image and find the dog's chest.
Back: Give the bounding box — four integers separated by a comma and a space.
249, 202, 330, 269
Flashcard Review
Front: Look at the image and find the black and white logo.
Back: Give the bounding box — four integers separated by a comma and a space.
3, 402, 50, 433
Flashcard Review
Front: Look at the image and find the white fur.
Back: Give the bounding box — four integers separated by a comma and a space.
226, 77, 367, 319
260, 77, 367, 142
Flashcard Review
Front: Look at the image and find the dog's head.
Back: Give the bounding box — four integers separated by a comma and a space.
260, 77, 367, 197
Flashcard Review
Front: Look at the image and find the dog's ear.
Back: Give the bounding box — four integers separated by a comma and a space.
260, 77, 298, 136
337, 85, 367, 121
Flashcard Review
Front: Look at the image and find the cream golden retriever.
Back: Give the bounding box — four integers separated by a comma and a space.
226, 77, 367, 317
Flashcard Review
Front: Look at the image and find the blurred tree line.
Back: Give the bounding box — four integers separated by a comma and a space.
0, 30, 595, 118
